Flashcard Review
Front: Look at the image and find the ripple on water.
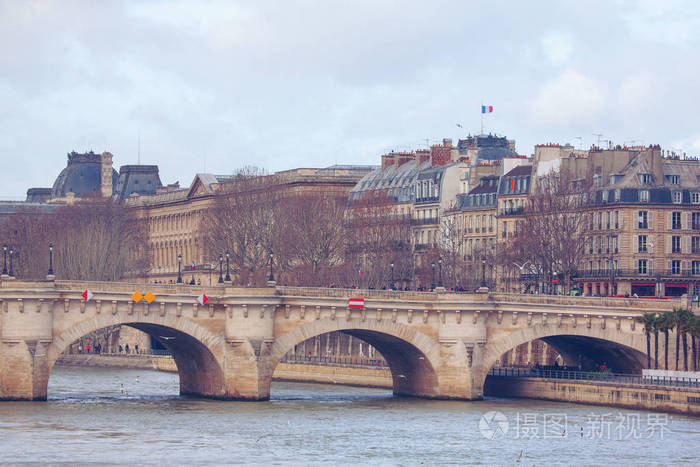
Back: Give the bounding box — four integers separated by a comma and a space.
0, 365, 698, 465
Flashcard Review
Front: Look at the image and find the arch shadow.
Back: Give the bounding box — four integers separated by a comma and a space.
481, 326, 652, 393
46, 316, 227, 399
266, 320, 441, 398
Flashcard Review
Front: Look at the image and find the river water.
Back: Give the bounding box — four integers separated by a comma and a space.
1, 366, 698, 465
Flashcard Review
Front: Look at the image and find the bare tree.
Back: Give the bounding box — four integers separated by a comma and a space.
0, 200, 148, 281
344, 192, 412, 289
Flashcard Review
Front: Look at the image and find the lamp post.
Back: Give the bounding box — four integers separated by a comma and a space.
2, 244, 7, 275
481, 256, 486, 288
9, 248, 14, 277
218, 254, 224, 283
390, 262, 395, 290
431, 261, 436, 290
48, 244, 54, 276
225, 250, 231, 282
268, 251, 275, 282
438, 257, 443, 288
177, 253, 182, 283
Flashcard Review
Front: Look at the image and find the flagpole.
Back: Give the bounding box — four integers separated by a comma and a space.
480, 101, 483, 135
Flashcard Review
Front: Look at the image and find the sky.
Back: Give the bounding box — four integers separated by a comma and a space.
1, 0, 699, 198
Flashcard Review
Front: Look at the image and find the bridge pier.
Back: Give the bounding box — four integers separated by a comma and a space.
0, 340, 51, 400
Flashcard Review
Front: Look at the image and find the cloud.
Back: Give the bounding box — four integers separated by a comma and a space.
531, 69, 605, 128
540, 31, 574, 65
616, 74, 657, 113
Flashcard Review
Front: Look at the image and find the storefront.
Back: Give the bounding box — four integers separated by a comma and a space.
665, 283, 688, 297
631, 282, 655, 297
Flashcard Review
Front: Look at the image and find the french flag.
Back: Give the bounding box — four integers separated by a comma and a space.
481, 105, 493, 114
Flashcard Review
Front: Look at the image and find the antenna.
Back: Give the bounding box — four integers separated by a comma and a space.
593, 133, 603, 147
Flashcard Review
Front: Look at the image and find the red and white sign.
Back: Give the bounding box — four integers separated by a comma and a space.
197, 293, 208, 306
348, 298, 364, 309
82, 289, 93, 302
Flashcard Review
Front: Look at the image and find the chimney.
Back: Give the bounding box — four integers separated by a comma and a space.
100, 152, 113, 197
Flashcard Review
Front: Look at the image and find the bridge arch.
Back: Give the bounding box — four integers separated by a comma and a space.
266, 319, 442, 398
480, 324, 652, 390
46, 314, 227, 399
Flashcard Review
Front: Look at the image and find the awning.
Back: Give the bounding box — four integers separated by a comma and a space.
667, 283, 688, 288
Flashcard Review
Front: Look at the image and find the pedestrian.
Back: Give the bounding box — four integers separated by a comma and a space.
119, 344, 123, 354
125, 344, 130, 354
135, 344, 139, 355
86, 343, 91, 353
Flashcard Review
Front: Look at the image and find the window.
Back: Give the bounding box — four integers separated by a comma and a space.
672, 260, 681, 275
693, 237, 700, 254
673, 191, 682, 204
638, 259, 647, 274
602, 191, 608, 203
694, 213, 700, 230
693, 192, 700, 204
693, 261, 700, 275
672, 212, 681, 229
638, 211, 648, 229
640, 190, 649, 202
593, 174, 601, 187
638, 235, 647, 252
667, 175, 680, 184
614, 189, 621, 202
639, 173, 652, 184
672, 235, 681, 253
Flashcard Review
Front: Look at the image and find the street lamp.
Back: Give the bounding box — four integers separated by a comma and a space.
438, 257, 443, 288
48, 244, 54, 276
218, 254, 224, 283
177, 253, 182, 283
268, 251, 275, 282
225, 250, 231, 282
431, 261, 436, 290
390, 262, 395, 290
9, 248, 14, 277
2, 244, 7, 275
481, 256, 486, 288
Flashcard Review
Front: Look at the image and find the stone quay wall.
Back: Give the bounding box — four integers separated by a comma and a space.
486, 375, 700, 417
55, 355, 391, 388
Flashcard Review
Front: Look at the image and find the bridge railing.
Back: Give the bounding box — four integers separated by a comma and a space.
489, 367, 700, 389
281, 354, 388, 369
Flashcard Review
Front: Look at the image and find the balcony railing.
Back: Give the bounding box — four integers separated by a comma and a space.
415, 196, 439, 204
573, 269, 700, 278
501, 207, 524, 216
411, 217, 438, 225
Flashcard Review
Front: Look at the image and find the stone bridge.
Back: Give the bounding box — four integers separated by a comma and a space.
0, 279, 684, 401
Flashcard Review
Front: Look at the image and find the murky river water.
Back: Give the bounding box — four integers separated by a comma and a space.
1, 366, 699, 465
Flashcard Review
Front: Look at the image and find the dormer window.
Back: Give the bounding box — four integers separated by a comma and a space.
593, 174, 601, 187
639, 173, 653, 185
602, 191, 608, 203
692, 192, 700, 204
640, 190, 649, 202
614, 189, 621, 202
666, 174, 680, 185
673, 191, 682, 204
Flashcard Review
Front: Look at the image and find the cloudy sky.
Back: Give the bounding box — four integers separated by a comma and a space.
1, 0, 699, 198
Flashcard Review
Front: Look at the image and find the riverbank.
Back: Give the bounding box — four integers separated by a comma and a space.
55, 354, 392, 388
485, 375, 700, 417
